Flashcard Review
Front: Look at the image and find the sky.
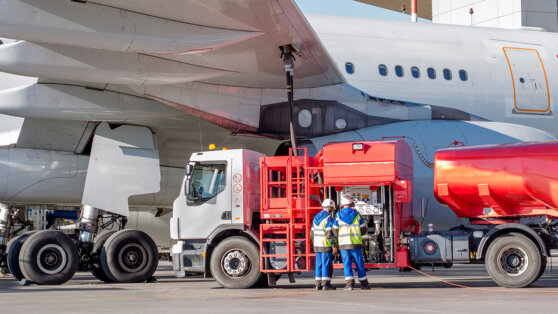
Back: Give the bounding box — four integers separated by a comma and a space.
295, 0, 409, 20
295, 0, 430, 21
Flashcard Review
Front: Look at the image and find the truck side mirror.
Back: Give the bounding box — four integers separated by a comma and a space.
185, 181, 190, 196
186, 163, 194, 176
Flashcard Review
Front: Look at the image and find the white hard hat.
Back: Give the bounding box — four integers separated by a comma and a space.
340, 195, 353, 206
322, 199, 335, 208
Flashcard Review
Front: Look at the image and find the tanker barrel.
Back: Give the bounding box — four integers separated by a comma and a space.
434, 141, 558, 220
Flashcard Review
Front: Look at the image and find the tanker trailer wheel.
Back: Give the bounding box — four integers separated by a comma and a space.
485, 233, 542, 288
6, 231, 35, 282
91, 231, 116, 283
210, 236, 262, 289
100, 230, 158, 283
18, 231, 78, 285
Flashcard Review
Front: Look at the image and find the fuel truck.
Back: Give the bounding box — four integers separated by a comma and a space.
171, 140, 558, 289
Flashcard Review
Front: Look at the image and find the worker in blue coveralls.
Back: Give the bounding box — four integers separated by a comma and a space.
333, 195, 371, 290
310, 199, 337, 290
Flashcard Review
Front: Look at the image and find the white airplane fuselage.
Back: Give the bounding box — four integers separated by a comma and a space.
309, 14, 558, 137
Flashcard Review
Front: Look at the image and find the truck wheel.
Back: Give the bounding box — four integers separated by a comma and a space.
18, 231, 78, 285
100, 230, 158, 283
210, 236, 262, 289
91, 231, 116, 283
535, 257, 547, 282
485, 233, 542, 288
6, 231, 35, 282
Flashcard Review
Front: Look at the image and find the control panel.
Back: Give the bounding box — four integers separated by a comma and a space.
341, 186, 384, 216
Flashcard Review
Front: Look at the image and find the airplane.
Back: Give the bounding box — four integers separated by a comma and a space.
0, 0, 555, 283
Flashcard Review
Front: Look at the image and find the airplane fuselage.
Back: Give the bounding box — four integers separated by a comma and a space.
309, 14, 558, 137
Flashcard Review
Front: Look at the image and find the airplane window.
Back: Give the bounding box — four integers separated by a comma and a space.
427, 67, 436, 79
519, 77, 525, 84
345, 62, 355, 74
459, 70, 468, 81
378, 64, 388, 76
0, 40, 3, 45
411, 67, 420, 78
395, 65, 404, 77
443, 69, 452, 80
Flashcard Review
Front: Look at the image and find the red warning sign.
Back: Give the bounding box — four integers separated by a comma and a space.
233, 173, 242, 183
233, 184, 242, 193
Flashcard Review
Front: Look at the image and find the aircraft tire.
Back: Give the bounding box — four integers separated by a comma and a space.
485, 233, 542, 288
6, 231, 35, 282
100, 230, 158, 283
91, 231, 116, 283
210, 236, 262, 289
18, 230, 78, 285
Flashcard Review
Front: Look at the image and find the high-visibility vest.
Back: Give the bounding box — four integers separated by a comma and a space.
312, 218, 332, 248
336, 214, 363, 246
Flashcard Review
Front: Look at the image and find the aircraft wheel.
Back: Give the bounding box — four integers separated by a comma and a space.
19, 231, 78, 285
485, 233, 542, 288
210, 236, 262, 289
91, 231, 116, 283
100, 230, 158, 283
6, 231, 35, 282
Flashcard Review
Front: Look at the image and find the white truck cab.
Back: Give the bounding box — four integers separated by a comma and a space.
171, 149, 264, 279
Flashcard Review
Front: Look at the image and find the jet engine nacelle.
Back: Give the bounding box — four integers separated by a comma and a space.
0, 147, 182, 208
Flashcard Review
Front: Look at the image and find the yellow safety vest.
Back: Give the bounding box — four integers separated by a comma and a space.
337, 215, 363, 246
312, 218, 332, 248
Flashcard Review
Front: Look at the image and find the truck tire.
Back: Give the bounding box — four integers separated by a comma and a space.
91, 231, 116, 283
485, 233, 542, 288
18, 231, 78, 285
210, 236, 262, 289
100, 230, 158, 283
6, 231, 35, 282
535, 257, 547, 282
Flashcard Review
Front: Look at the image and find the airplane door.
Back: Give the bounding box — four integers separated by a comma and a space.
503, 47, 551, 114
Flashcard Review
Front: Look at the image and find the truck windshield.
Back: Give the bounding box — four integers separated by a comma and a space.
188, 163, 226, 201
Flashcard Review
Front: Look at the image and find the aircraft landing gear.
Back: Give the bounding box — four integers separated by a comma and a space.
1, 203, 158, 285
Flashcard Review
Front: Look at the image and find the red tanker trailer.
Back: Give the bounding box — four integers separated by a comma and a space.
430, 141, 558, 288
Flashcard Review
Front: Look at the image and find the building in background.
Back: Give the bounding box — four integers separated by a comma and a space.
432, 0, 558, 31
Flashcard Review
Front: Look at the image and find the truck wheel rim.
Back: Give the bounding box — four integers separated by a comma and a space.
118, 243, 147, 273
497, 246, 528, 276
37, 244, 67, 275
221, 249, 249, 277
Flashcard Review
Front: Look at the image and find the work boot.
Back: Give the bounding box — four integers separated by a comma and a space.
315, 280, 323, 290
343, 279, 355, 291
322, 280, 336, 290
360, 279, 371, 290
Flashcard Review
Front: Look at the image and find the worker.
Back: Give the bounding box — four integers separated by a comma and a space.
333, 195, 371, 290
310, 199, 337, 290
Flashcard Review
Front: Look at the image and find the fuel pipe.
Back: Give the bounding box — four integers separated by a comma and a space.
281, 45, 298, 156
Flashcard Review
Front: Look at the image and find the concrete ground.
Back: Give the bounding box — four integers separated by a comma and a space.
3, 261, 558, 314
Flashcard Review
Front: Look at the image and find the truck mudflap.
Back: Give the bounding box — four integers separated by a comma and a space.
409, 232, 470, 265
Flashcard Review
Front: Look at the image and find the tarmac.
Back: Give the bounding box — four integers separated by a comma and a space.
2, 260, 558, 314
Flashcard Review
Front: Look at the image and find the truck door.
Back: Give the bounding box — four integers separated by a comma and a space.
178, 161, 231, 239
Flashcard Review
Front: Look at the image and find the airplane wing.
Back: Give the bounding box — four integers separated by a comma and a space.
0, 0, 344, 89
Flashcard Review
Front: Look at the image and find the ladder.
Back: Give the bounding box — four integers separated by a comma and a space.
260, 147, 321, 273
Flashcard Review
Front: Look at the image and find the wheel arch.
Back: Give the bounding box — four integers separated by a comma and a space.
476, 223, 547, 260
